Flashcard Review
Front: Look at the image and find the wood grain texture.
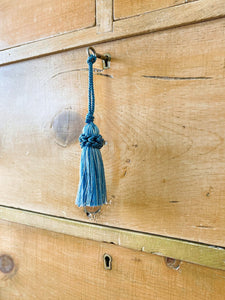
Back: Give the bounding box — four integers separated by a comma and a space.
0, 0, 95, 50
96, 0, 113, 33
0, 219, 225, 300
1, 0, 225, 66
0, 18, 225, 246
114, 0, 190, 20
1, 206, 225, 271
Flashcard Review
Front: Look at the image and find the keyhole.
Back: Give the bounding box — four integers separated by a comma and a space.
103, 254, 112, 270
102, 54, 111, 70
104, 59, 109, 68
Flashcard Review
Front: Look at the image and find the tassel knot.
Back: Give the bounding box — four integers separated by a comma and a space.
79, 133, 105, 149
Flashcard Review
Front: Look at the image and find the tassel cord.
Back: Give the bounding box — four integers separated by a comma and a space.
86, 55, 97, 123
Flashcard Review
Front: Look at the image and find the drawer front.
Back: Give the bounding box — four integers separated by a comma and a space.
114, 0, 190, 20
0, 0, 95, 50
0, 220, 225, 300
0, 18, 225, 246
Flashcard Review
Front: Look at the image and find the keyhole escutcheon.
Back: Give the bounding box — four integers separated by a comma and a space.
103, 253, 112, 270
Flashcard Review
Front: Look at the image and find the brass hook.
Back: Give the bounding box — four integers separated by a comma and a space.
87, 46, 111, 69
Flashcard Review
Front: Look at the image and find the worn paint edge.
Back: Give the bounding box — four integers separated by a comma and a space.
0, 205, 224, 271
0, 0, 225, 66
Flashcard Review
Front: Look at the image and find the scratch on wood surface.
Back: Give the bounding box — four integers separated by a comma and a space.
185, 0, 200, 2
51, 68, 112, 79
51, 68, 87, 79
195, 225, 214, 229
95, 73, 113, 78
142, 75, 212, 80
151, 252, 164, 256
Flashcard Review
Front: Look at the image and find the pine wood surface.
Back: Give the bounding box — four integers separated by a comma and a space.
0, 206, 225, 271
96, 0, 113, 33
114, 0, 196, 20
0, 219, 225, 300
1, 0, 225, 66
0, 18, 225, 246
0, 0, 95, 50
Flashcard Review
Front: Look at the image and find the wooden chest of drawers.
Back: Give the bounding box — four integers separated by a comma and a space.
0, 0, 225, 299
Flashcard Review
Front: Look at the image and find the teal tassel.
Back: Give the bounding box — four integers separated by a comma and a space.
75, 54, 107, 207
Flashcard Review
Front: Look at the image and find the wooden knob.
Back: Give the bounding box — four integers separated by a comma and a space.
0, 255, 14, 273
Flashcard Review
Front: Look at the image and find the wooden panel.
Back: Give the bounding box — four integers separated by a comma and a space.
96, 0, 113, 33
0, 18, 225, 246
0, 0, 95, 50
1, 206, 225, 271
114, 0, 196, 20
0, 220, 225, 300
1, 0, 225, 66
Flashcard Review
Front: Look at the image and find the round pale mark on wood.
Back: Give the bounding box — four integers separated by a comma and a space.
52, 110, 84, 147
0, 255, 14, 273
